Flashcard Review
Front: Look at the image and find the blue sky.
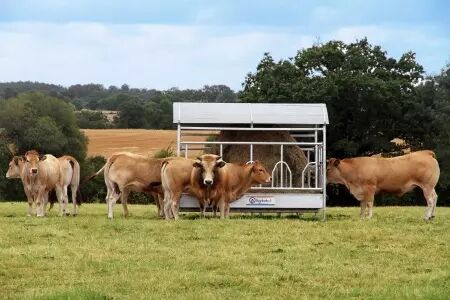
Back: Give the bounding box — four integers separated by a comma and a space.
0, 0, 449, 90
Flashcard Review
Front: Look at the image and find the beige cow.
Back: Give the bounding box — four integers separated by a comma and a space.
327, 150, 440, 220
87, 152, 167, 219
6, 150, 81, 217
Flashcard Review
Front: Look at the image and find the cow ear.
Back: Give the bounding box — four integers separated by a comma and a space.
39, 155, 47, 161
193, 162, 202, 168
13, 157, 20, 165
216, 160, 226, 168
333, 159, 340, 167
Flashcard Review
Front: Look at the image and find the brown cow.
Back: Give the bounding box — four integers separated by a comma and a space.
326, 150, 440, 220
161, 155, 271, 219
211, 160, 272, 218
88, 152, 167, 219
161, 154, 225, 219
6, 154, 81, 216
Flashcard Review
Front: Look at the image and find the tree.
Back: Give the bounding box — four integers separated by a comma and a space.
0, 92, 87, 161
241, 38, 424, 157
116, 98, 148, 128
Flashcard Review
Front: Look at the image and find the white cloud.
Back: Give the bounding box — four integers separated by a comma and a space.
0, 22, 315, 90
0, 22, 448, 91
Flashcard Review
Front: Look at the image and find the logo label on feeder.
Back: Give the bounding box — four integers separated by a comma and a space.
246, 195, 275, 206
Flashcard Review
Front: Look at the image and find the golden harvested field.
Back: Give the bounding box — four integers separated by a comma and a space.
82, 129, 207, 158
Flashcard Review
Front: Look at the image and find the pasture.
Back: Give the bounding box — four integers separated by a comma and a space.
0, 203, 449, 299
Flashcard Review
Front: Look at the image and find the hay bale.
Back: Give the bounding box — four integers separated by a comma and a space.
212, 130, 308, 187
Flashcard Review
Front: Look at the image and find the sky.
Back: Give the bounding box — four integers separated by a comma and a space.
0, 0, 449, 90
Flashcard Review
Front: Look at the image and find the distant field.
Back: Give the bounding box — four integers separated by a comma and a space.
82, 129, 207, 158
0, 203, 449, 299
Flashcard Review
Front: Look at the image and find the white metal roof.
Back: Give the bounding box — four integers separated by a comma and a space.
173, 102, 329, 125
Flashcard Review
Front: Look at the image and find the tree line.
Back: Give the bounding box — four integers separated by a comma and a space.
0, 38, 449, 205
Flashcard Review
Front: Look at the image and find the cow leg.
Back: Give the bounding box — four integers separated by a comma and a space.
121, 188, 130, 217
36, 189, 46, 217
108, 192, 120, 219
62, 185, 70, 216
71, 184, 78, 216
43, 192, 49, 216
24, 190, 33, 217
218, 198, 226, 219
422, 188, 435, 220
359, 201, 367, 219
171, 192, 182, 220
225, 202, 231, 218
163, 192, 173, 220
431, 189, 438, 218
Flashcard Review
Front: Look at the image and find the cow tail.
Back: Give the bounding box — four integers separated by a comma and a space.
83, 163, 106, 183
66, 157, 82, 206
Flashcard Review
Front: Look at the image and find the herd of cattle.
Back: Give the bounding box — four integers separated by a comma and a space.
5, 149, 440, 220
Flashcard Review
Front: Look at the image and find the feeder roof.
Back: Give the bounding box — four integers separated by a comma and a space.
173, 102, 329, 125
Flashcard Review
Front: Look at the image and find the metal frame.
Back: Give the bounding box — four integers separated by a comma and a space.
174, 103, 328, 220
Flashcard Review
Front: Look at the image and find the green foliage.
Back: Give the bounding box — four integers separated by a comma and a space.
76, 110, 112, 129
153, 144, 175, 158
0, 82, 238, 130
0, 92, 87, 161
79, 156, 107, 203
0, 139, 25, 201
0, 204, 449, 299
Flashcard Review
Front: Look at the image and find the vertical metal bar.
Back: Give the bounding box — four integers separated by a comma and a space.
314, 126, 318, 188
250, 144, 253, 162
185, 144, 188, 158
280, 145, 284, 188
322, 125, 327, 221
176, 123, 181, 157
220, 144, 223, 157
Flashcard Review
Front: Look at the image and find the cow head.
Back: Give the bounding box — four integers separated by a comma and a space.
193, 154, 225, 186
6, 156, 24, 179
23, 150, 47, 177
247, 160, 272, 184
326, 158, 343, 184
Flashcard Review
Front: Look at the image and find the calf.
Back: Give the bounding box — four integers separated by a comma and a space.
327, 150, 440, 220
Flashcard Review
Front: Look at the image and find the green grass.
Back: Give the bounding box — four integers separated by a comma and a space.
0, 203, 449, 300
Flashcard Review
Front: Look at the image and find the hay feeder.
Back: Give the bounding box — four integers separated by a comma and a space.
173, 102, 329, 219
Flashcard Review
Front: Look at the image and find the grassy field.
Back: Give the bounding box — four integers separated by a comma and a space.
0, 203, 449, 300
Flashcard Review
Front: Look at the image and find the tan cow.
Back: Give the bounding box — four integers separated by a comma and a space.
326, 150, 440, 220
161, 155, 271, 219
210, 161, 272, 218
5, 150, 80, 217
161, 154, 225, 219
87, 152, 166, 219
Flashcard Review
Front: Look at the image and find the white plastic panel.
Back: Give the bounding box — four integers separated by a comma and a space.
179, 192, 324, 209
173, 102, 329, 125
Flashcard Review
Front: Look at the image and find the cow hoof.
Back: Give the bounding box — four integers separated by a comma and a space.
430, 215, 435, 219
27, 214, 32, 217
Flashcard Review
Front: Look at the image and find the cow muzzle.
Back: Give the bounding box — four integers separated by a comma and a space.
31, 168, 38, 175
204, 179, 213, 186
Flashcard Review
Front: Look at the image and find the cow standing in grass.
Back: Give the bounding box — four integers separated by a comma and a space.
161, 155, 271, 219
87, 152, 167, 219
208, 160, 272, 218
326, 150, 440, 220
161, 155, 223, 219
5, 150, 81, 217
